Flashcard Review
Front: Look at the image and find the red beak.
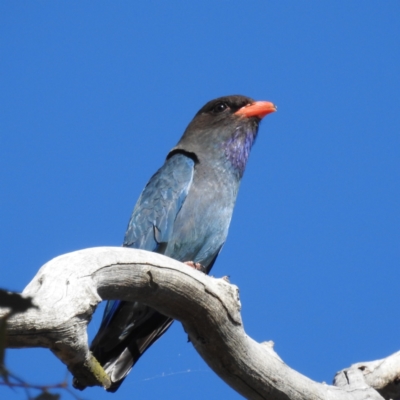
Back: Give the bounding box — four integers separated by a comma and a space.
235, 101, 277, 119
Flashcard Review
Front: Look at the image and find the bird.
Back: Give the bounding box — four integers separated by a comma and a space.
77, 95, 276, 392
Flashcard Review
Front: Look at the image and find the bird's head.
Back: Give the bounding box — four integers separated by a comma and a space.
170, 95, 276, 177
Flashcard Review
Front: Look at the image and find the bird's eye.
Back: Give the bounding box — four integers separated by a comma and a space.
212, 102, 228, 114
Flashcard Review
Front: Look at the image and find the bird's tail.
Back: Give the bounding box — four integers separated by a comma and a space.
73, 301, 173, 392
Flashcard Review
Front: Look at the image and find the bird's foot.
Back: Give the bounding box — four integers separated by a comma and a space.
184, 261, 206, 273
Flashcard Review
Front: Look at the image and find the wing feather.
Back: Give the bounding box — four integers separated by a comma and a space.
92, 153, 195, 376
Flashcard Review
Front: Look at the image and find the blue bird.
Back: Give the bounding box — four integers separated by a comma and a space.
79, 95, 276, 392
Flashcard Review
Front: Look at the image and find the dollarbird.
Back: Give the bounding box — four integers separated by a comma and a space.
78, 95, 276, 392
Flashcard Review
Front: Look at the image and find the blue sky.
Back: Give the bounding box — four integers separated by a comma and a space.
1, 2, 399, 399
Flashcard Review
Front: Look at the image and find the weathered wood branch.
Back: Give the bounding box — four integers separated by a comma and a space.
1, 247, 398, 399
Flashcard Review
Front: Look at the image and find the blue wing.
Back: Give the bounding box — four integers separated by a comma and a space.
123, 152, 195, 251
96, 152, 194, 334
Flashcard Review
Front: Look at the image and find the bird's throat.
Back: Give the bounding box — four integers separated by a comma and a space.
224, 127, 257, 178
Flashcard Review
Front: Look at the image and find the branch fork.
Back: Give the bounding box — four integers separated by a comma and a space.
1, 247, 398, 399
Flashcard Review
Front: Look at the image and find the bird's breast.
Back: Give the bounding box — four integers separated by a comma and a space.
164, 160, 240, 267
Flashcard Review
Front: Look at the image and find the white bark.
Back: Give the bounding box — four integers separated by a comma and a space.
0, 247, 398, 399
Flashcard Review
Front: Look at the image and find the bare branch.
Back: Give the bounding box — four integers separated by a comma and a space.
0, 247, 398, 399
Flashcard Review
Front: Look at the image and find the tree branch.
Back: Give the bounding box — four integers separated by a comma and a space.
0, 247, 398, 399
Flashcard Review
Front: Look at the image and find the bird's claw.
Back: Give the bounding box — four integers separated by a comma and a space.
184, 261, 207, 273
